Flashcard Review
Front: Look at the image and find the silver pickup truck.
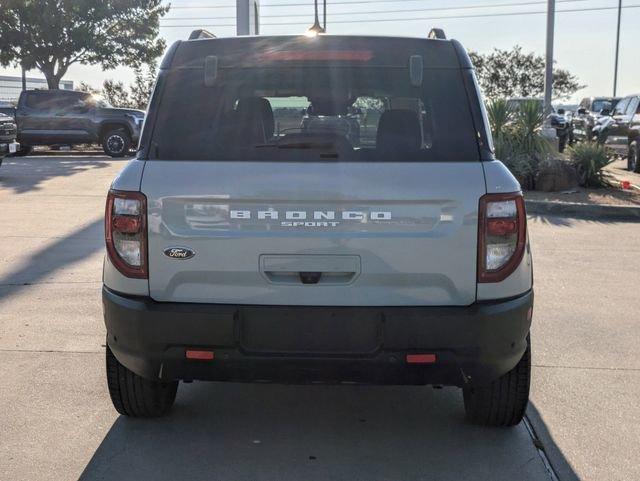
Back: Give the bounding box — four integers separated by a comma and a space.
102, 31, 533, 426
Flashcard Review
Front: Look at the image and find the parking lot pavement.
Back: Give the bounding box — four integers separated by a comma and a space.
0, 156, 638, 481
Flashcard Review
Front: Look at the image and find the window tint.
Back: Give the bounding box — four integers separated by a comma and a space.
625, 97, 639, 116
613, 97, 630, 115
25, 92, 85, 112
149, 64, 479, 162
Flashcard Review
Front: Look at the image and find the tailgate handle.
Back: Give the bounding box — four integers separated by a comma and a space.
260, 255, 361, 286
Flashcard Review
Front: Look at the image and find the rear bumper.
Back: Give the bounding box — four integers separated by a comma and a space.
103, 287, 533, 387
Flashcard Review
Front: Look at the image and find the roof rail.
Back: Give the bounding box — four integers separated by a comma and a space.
428, 28, 446, 40
189, 29, 216, 40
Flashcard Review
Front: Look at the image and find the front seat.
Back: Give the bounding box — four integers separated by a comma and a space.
376, 109, 422, 158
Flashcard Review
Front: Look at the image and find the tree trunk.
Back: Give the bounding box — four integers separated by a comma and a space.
45, 72, 61, 89
42, 64, 68, 90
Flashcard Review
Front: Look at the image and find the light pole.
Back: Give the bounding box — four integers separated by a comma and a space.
323, 0, 327, 31
543, 0, 555, 116
613, 0, 622, 96
306, 0, 325, 36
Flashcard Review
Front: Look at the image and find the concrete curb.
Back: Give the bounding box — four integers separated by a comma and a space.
526, 199, 640, 221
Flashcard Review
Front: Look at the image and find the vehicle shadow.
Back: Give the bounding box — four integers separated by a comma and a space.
0, 218, 103, 301
79, 382, 580, 481
0, 156, 124, 194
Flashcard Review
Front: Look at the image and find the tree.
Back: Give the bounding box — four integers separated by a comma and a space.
129, 62, 157, 110
102, 61, 157, 110
76, 82, 100, 95
469, 46, 584, 100
0, 0, 168, 89
102, 80, 132, 109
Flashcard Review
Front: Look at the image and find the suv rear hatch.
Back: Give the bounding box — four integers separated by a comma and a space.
141, 35, 487, 306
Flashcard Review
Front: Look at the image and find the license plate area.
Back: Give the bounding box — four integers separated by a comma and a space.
239, 307, 383, 356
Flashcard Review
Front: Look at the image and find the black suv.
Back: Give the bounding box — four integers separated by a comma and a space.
572, 96, 620, 142
14, 90, 145, 157
0, 112, 18, 165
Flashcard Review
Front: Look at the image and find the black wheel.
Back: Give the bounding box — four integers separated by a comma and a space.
106, 344, 178, 417
102, 129, 131, 158
13, 145, 32, 157
628, 141, 639, 173
463, 335, 531, 427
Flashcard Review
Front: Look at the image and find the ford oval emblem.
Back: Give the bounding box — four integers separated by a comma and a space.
163, 247, 195, 260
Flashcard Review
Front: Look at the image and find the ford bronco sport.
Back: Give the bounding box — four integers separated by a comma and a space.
103, 31, 533, 427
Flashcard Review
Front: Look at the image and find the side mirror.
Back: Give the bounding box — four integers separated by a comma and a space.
577, 108, 587, 115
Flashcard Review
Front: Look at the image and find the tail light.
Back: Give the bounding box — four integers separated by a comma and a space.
105, 190, 148, 279
478, 193, 526, 283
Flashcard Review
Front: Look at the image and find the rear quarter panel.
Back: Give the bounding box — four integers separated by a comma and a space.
478, 161, 533, 300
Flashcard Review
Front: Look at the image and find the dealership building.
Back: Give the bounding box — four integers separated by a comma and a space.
0, 76, 74, 103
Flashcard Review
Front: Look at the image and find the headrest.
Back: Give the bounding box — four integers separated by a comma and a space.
376, 109, 422, 153
236, 97, 275, 139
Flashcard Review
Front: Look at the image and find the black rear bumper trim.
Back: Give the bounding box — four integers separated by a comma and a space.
103, 287, 533, 387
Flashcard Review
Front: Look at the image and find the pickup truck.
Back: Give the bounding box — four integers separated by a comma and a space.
13, 89, 145, 157
102, 31, 533, 427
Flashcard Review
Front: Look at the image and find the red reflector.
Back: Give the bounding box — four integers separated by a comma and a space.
487, 218, 518, 236
261, 50, 373, 62
112, 215, 141, 234
406, 354, 437, 364
185, 350, 215, 360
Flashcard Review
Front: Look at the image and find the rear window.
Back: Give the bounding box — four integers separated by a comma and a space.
149, 42, 479, 162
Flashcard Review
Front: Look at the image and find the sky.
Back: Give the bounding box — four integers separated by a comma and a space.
1, 0, 638, 103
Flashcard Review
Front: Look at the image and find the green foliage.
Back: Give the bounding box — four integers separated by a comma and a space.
487, 99, 554, 187
486, 99, 512, 160
567, 143, 613, 187
0, 0, 168, 89
469, 46, 584, 100
102, 62, 157, 110
102, 80, 131, 109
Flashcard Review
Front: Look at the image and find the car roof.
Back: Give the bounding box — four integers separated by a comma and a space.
166, 34, 467, 71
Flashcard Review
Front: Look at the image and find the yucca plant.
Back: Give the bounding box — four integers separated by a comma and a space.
486, 99, 554, 189
512, 99, 554, 159
567, 143, 613, 187
486, 99, 514, 160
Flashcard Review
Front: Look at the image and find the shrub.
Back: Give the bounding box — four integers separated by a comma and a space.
487, 99, 554, 189
567, 143, 613, 187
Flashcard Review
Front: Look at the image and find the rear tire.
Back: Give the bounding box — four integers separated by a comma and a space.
462, 335, 531, 427
102, 129, 131, 158
628, 141, 639, 173
106, 345, 178, 417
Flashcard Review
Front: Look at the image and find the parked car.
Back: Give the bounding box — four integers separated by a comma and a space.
626, 95, 640, 172
593, 95, 640, 161
0, 112, 19, 165
14, 89, 145, 157
0, 101, 16, 119
572, 96, 620, 142
102, 31, 533, 426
